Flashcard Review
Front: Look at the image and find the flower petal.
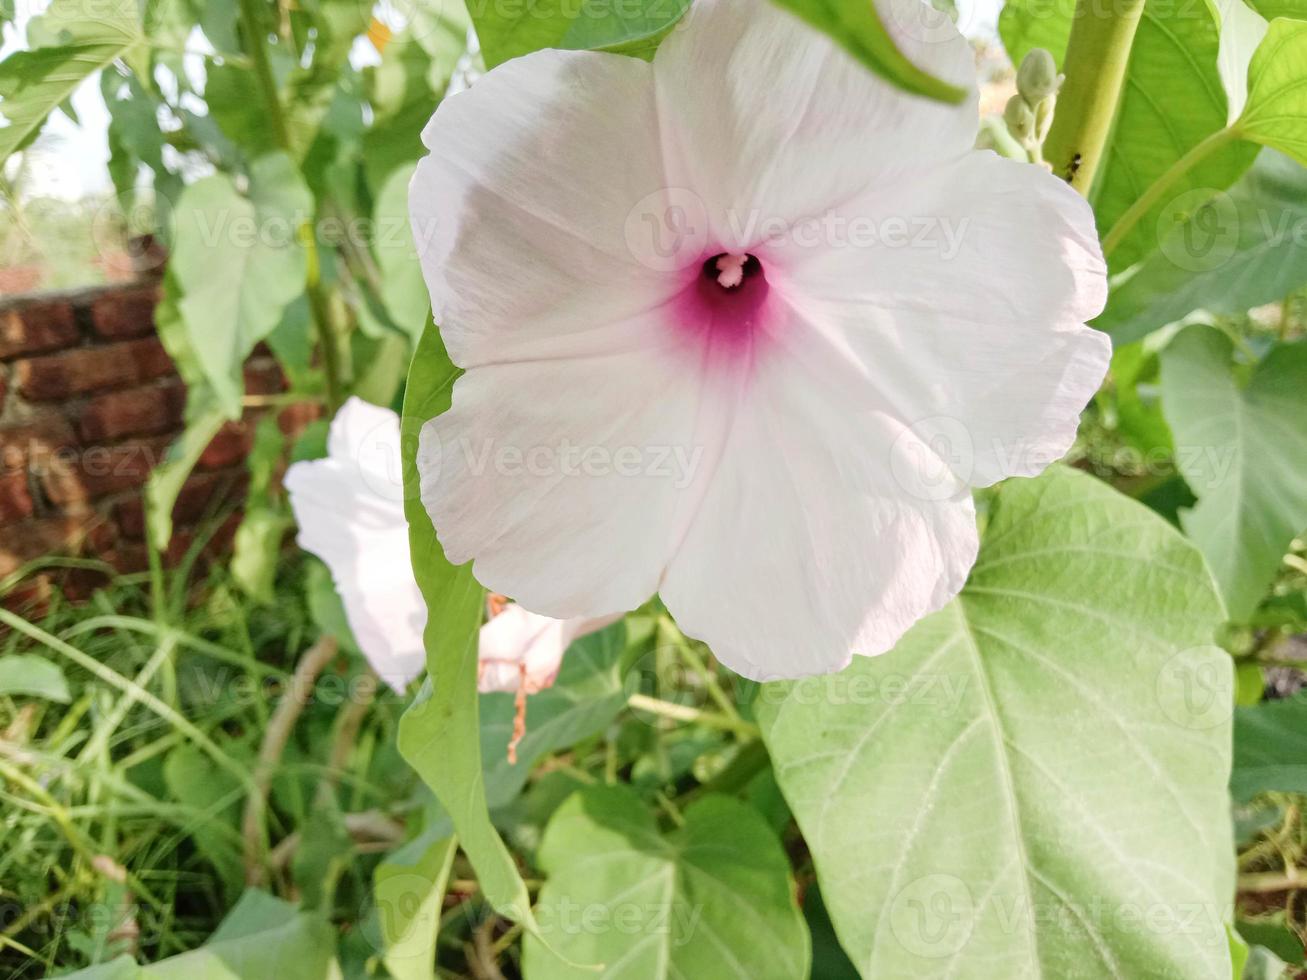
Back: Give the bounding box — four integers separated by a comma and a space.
285, 399, 426, 693
660, 347, 980, 681
775, 152, 1111, 486
651, 0, 979, 247
408, 47, 678, 368
419, 341, 716, 619
478, 606, 623, 694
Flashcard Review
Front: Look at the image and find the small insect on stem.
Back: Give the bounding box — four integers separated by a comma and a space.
1065, 153, 1083, 183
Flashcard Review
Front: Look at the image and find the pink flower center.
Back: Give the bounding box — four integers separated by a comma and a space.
668, 251, 772, 362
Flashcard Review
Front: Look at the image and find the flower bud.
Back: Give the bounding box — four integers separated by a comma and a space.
1004, 94, 1035, 143
1017, 49, 1062, 103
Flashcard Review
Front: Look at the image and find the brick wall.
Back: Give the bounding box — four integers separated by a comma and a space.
0, 279, 319, 607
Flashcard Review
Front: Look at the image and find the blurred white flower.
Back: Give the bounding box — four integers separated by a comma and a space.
285, 398, 610, 695
409, 0, 1110, 681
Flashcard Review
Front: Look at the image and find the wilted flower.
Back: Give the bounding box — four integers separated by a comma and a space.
409, 0, 1110, 680
285, 399, 613, 695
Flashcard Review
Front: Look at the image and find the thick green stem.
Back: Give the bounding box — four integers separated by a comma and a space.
238, 0, 345, 413
1100, 126, 1238, 257
1042, 0, 1148, 195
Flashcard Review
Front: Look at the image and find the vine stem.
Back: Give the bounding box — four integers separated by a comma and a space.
237, 0, 345, 413
1042, 0, 1148, 196
1099, 126, 1239, 257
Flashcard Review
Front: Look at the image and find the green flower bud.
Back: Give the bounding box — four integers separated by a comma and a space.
1017, 49, 1063, 103
1004, 94, 1035, 143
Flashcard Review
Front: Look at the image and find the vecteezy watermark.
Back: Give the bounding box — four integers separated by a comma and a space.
1156, 188, 1240, 274
622, 188, 973, 271
886, 874, 1230, 961
1155, 646, 1234, 730
754, 670, 970, 714
421, 434, 706, 491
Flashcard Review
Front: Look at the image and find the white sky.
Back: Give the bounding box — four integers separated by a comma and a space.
1, 0, 1004, 201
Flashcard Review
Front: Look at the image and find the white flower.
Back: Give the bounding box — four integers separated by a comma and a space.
285, 398, 610, 695
409, 0, 1110, 681
478, 599, 621, 695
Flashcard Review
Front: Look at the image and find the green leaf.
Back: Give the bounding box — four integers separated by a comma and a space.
1159, 326, 1307, 621
169, 153, 312, 418
758, 466, 1233, 978
470, 0, 691, 68
61, 891, 339, 979
482, 622, 632, 808
1095, 0, 1258, 268
0, 0, 144, 162
1236, 17, 1307, 166
1231, 697, 1307, 801
163, 745, 245, 897
998, 0, 1074, 66
1099, 150, 1307, 345
523, 785, 810, 978
395, 316, 543, 935
372, 162, 428, 342
769, 0, 966, 102
0, 653, 69, 702
1000, 0, 1257, 266
373, 829, 458, 980
144, 395, 227, 551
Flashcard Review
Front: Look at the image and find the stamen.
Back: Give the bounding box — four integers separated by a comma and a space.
507, 661, 529, 764
715, 253, 748, 289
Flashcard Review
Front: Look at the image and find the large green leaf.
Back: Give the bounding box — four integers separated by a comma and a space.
61, 890, 338, 979
1231, 697, 1307, 801
769, 0, 965, 102
523, 785, 810, 978
169, 153, 312, 419
0, 0, 144, 162
999, 0, 1257, 267
758, 466, 1232, 978
1235, 17, 1307, 166
372, 162, 428, 342
373, 826, 458, 980
395, 317, 544, 937
1099, 150, 1307, 345
1095, 0, 1258, 268
997, 0, 1074, 66
469, 0, 691, 67
1160, 326, 1307, 621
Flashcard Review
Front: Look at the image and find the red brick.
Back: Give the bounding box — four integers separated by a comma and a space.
244, 358, 287, 396
0, 517, 115, 578
41, 437, 171, 507
0, 301, 78, 360
115, 470, 247, 539
0, 415, 78, 474
199, 421, 253, 470
277, 401, 323, 439
78, 382, 186, 443
0, 471, 33, 522
88, 285, 161, 340
0, 369, 7, 414
15, 338, 175, 401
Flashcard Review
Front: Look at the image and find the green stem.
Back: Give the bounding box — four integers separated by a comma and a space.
627, 694, 761, 738
1042, 0, 1148, 194
1100, 126, 1239, 257
238, 0, 345, 413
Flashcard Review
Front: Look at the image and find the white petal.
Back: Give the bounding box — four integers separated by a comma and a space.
776, 151, 1111, 487
661, 346, 980, 681
285, 399, 426, 693
652, 0, 979, 245
477, 606, 622, 694
419, 340, 716, 619
409, 46, 679, 368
